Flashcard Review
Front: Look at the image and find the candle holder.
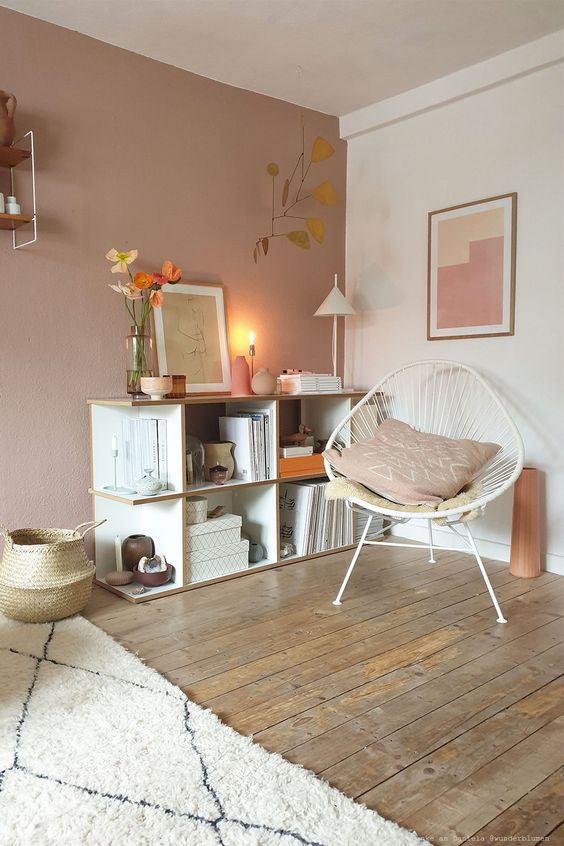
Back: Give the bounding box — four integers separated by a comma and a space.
103, 437, 135, 494
248, 331, 256, 378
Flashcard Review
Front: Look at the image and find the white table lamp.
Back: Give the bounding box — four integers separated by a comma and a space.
314, 274, 356, 377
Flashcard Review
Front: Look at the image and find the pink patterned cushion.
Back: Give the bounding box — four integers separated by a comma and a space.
323, 418, 500, 506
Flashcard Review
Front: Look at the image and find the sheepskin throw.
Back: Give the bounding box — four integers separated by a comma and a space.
0, 615, 429, 846
325, 477, 482, 524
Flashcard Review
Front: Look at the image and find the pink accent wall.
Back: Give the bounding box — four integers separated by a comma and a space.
0, 8, 346, 530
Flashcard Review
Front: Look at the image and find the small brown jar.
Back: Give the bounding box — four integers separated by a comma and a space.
208, 465, 229, 485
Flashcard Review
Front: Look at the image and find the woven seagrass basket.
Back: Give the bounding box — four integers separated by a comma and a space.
0, 521, 104, 623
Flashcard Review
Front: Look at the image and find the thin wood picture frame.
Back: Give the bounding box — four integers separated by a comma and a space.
427, 192, 517, 340
153, 281, 232, 394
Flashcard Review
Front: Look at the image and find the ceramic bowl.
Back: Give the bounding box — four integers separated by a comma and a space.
132, 563, 173, 587
140, 376, 173, 400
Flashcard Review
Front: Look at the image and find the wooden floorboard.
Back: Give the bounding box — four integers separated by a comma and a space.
83, 542, 564, 844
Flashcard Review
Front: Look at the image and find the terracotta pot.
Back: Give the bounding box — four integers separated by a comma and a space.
204, 442, 234, 481
231, 356, 252, 395
121, 534, 155, 571
251, 367, 277, 395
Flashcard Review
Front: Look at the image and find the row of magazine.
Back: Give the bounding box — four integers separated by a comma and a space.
121, 418, 168, 489
279, 480, 384, 557
219, 406, 274, 482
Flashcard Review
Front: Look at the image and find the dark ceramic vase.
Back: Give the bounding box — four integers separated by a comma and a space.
121, 534, 154, 571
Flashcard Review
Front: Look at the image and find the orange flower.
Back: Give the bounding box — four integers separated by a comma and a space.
151, 273, 166, 287
162, 260, 182, 283
149, 289, 164, 308
134, 272, 152, 290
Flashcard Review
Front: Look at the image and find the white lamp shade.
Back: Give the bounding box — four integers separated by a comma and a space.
314, 285, 356, 317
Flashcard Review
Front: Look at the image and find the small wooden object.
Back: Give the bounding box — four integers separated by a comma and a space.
509, 467, 541, 578
166, 375, 187, 398
106, 534, 134, 585
106, 571, 133, 586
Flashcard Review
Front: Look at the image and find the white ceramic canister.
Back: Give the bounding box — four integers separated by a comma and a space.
5, 196, 20, 214
186, 496, 208, 525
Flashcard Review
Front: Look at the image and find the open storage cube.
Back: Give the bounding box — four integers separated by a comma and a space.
185, 483, 278, 584
89, 389, 365, 603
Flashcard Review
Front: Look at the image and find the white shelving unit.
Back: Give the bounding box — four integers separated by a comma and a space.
88, 390, 365, 603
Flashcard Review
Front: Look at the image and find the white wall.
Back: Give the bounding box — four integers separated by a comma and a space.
342, 56, 564, 572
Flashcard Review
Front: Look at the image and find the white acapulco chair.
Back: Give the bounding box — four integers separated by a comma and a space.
324, 361, 524, 624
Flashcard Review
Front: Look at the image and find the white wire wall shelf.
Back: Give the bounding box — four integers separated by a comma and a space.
0, 131, 37, 249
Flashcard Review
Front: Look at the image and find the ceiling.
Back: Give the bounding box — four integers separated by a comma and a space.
2, 0, 563, 115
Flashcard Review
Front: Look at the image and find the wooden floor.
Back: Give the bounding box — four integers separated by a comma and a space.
83, 543, 564, 845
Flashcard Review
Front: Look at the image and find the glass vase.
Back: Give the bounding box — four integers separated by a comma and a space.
126, 325, 153, 397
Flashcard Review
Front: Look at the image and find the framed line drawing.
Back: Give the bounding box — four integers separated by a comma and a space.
153, 281, 231, 394
427, 193, 517, 340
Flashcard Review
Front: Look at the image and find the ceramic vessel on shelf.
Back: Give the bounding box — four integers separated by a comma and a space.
121, 534, 154, 571
204, 442, 234, 481
231, 356, 252, 395
166, 374, 187, 398
249, 542, 265, 564
133, 562, 173, 587
208, 465, 229, 485
134, 469, 163, 496
140, 376, 172, 401
251, 367, 277, 395
186, 496, 207, 524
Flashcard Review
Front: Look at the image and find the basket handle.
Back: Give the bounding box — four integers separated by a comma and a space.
0, 524, 13, 546
73, 519, 107, 538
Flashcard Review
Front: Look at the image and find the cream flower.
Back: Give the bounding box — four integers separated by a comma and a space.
105, 248, 138, 274
109, 281, 142, 300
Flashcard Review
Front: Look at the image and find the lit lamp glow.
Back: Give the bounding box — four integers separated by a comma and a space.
314, 274, 356, 378
248, 331, 256, 377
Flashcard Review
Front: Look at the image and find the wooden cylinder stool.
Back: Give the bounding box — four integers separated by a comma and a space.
509, 467, 541, 578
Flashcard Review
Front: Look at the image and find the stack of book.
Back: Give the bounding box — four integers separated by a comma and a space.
354, 509, 384, 543
279, 373, 343, 394
279, 480, 353, 556
219, 406, 274, 482
121, 418, 168, 489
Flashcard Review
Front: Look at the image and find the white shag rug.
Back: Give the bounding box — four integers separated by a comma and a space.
0, 615, 428, 846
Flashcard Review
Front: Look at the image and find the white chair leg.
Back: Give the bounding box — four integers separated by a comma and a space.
427, 519, 436, 563
464, 523, 507, 624
333, 515, 373, 606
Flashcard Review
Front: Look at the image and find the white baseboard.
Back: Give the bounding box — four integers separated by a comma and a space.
391, 523, 564, 576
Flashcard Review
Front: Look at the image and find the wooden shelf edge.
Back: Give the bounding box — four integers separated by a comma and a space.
87, 390, 368, 407
90, 488, 183, 505
0, 212, 33, 230
0, 146, 31, 168
91, 473, 331, 504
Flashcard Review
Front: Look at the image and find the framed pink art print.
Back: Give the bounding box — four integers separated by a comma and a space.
427, 193, 517, 340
